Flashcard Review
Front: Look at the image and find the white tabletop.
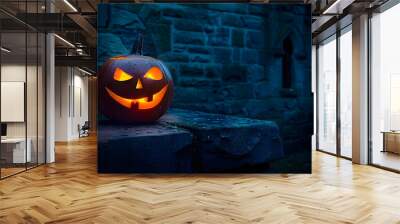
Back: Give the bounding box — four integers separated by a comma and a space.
1, 138, 27, 143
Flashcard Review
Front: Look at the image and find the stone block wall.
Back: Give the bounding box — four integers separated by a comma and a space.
98, 3, 312, 154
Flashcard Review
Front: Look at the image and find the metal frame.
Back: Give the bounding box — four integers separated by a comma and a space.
336, 27, 341, 157
315, 23, 353, 161
25, 2, 28, 172
316, 44, 320, 151
367, 11, 373, 166
0, 15, 2, 179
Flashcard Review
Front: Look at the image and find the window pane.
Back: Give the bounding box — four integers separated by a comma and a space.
318, 37, 337, 154
340, 29, 352, 158
371, 4, 400, 171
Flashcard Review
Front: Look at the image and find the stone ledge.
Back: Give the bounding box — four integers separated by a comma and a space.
98, 109, 284, 173
160, 109, 284, 172
98, 124, 193, 173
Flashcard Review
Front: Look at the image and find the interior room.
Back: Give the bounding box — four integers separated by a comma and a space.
0, 8, 46, 178
1, 0, 400, 223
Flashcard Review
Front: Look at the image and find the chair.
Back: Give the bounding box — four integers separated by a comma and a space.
78, 121, 90, 138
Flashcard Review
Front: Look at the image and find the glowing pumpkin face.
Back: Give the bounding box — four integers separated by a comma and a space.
99, 55, 174, 123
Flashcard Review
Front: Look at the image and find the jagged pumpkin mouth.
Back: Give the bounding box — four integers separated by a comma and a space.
105, 85, 168, 110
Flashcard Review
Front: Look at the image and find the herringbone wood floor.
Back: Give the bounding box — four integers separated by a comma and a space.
1, 135, 400, 224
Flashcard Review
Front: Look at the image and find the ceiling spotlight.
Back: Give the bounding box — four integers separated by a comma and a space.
1, 47, 11, 53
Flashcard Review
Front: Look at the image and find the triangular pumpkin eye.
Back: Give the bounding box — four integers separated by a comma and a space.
144, 67, 163, 80
113, 68, 133, 81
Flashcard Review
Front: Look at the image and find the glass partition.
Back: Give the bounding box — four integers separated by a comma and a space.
317, 35, 337, 154
370, 4, 400, 171
0, 1, 46, 179
1, 31, 28, 177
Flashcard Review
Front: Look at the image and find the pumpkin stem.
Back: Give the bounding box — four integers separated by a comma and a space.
134, 33, 144, 55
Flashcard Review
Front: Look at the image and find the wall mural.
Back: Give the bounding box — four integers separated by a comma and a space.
97, 3, 312, 173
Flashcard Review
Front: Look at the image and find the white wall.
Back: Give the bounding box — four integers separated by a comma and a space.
1, 63, 46, 164
55, 67, 89, 141
55, 67, 70, 141
1, 64, 40, 138
1, 65, 26, 140
72, 73, 89, 138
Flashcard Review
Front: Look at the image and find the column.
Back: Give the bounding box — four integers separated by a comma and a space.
352, 14, 369, 164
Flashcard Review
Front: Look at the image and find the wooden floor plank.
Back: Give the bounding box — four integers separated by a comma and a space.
0, 135, 400, 223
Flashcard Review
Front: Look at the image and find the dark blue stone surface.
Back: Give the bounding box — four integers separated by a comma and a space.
160, 109, 284, 172
98, 3, 312, 173
98, 124, 193, 173
98, 109, 283, 173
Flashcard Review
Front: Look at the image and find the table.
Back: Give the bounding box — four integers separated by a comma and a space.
382, 131, 400, 154
1, 138, 31, 163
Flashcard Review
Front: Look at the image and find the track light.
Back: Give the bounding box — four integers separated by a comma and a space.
63, 0, 78, 12
322, 0, 354, 15
54, 34, 75, 48
78, 67, 94, 76
1, 47, 11, 53
322, 0, 342, 15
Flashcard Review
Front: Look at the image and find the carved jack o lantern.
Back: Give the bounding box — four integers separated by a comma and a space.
99, 55, 174, 123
